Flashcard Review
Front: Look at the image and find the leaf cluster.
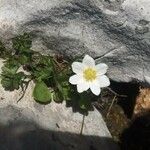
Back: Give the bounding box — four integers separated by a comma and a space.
0, 33, 95, 112
1, 59, 26, 91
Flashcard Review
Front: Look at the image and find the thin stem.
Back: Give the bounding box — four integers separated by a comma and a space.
17, 80, 32, 103
106, 95, 117, 118
106, 87, 127, 98
80, 113, 85, 135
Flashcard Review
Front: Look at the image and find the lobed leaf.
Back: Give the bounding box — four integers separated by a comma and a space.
12, 33, 32, 54
1, 72, 26, 91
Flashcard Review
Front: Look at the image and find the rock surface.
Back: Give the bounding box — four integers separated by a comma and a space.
0, 0, 150, 85
0, 59, 118, 150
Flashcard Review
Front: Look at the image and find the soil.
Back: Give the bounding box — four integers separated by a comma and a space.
94, 82, 150, 150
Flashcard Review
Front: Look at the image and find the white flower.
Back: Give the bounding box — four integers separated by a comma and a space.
69, 55, 110, 96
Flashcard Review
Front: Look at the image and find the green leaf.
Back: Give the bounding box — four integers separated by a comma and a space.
0, 41, 9, 58
1, 58, 25, 91
1, 72, 26, 91
12, 33, 32, 53
53, 84, 72, 102
2, 66, 18, 75
1, 77, 18, 91
2, 58, 20, 74
33, 82, 52, 103
39, 55, 53, 67
18, 55, 31, 65
53, 68, 72, 101
53, 91, 63, 103
31, 55, 53, 81
33, 67, 53, 81
62, 86, 71, 101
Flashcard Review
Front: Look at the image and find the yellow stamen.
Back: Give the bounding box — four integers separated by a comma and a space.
83, 68, 96, 81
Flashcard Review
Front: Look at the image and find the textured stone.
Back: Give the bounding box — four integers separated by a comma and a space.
0, 0, 150, 84
0, 106, 118, 150
0, 59, 118, 150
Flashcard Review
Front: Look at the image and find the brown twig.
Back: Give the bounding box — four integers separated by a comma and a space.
106, 95, 117, 118
17, 80, 32, 103
106, 87, 127, 98
53, 58, 62, 69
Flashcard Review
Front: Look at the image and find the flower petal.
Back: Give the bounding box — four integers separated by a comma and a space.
97, 75, 110, 87
90, 81, 101, 96
83, 55, 95, 67
77, 81, 90, 93
96, 63, 108, 75
69, 75, 82, 85
72, 62, 85, 74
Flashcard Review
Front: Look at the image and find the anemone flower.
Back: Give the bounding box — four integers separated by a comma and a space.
69, 55, 110, 96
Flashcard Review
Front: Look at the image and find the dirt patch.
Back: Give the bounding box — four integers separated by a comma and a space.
134, 88, 150, 117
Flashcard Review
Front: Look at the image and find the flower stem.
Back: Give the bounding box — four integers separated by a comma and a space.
80, 113, 85, 135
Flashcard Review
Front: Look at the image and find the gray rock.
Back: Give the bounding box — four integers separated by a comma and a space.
2, 1, 149, 148
0, 0, 150, 85
0, 59, 118, 150
0, 105, 119, 150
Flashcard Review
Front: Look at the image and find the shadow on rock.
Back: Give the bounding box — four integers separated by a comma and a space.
120, 112, 150, 150
110, 81, 139, 118
0, 120, 119, 150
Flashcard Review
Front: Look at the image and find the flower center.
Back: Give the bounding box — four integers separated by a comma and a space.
83, 68, 96, 81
